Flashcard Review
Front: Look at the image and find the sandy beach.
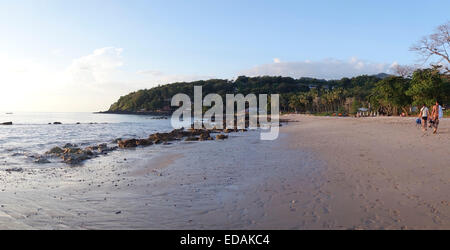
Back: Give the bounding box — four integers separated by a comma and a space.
0, 115, 449, 229
280, 115, 450, 229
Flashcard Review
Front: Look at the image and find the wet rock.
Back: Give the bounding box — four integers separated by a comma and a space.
35, 158, 51, 164
199, 132, 213, 141
46, 146, 64, 155
1, 122, 12, 125
112, 138, 122, 143
62, 153, 90, 165
149, 133, 162, 141
168, 128, 185, 140
63, 147, 83, 154
181, 129, 214, 139
117, 139, 138, 148
96, 143, 114, 153
84, 150, 94, 156
42, 142, 120, 165
136, 139, 153, 146
188, 128, 208, 136
86, 143, 112, 153
63, 143, 78, 148
5, 167, 23, 172
216, 134, 228, 140
185, 136, 199, 141
149, 132, 177, 143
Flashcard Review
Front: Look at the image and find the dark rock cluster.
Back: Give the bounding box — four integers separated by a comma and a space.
42, 143, 118, 165
39, 127, 239, 165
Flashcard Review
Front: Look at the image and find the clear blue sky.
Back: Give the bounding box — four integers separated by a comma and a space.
0, 0, 448, 111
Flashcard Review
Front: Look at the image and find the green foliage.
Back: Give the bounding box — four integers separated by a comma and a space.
109, 76, 347, 112
406, 68, 450, 107
337, 106, 346, 114
108, 70, 448, 116
350, 99, 361, 114
313, 112, 334, 117
444, 109, 450, 117
370, 76, 412, 115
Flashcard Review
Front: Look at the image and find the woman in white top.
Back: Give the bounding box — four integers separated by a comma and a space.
419, 104, 430, 131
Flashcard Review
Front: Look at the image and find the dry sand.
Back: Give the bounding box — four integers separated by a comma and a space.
280, 115, 449, 229
0, 115, 448, 229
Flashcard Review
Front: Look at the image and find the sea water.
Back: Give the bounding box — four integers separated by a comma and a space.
0, 112, 173, 169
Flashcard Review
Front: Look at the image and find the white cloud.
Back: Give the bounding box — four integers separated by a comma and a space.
66, 47, 124, 84
240, 58, 396, 80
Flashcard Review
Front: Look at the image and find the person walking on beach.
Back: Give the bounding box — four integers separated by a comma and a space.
431, 101, 442, 134
419, 104, 430, 131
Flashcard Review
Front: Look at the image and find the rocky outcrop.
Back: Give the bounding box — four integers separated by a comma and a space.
118, 139, 138, 148
43, 143, 118, 165
185, 136, 199, 141
62, 153, 91, 165
216, 134, 228, 140
1, 122, 12, 125
63, 147, 83, 154
136, 139, 153, 146
199, 132, 213, 141
85, 143, 117, 154
46, 146, 64, 155
39, 120, 262, 165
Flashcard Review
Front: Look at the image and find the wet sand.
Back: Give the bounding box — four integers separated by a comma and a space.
0, 115, 449, 229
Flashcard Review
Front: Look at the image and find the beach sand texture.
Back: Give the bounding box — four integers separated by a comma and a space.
281, 115, 449, 229
0, 115, 448, 229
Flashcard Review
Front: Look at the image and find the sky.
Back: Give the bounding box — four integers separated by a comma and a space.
0, 0, 448, 112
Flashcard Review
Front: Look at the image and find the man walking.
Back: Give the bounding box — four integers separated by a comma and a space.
431, 101, 442, 134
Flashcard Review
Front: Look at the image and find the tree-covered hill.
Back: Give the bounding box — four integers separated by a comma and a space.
108, 75, 384, 113
108, 70, 448, 116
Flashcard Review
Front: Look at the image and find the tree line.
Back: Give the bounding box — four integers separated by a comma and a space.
108, 69, 448, 116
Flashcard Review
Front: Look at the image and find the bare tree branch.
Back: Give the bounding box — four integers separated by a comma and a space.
410, 21, 450, 73
392, 64, 416, 78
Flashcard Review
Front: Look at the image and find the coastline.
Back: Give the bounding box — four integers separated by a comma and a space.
95, 110, 172, 116
1, 115, 449, 229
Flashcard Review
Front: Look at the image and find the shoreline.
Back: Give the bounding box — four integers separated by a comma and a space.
95, 110, 172, 116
